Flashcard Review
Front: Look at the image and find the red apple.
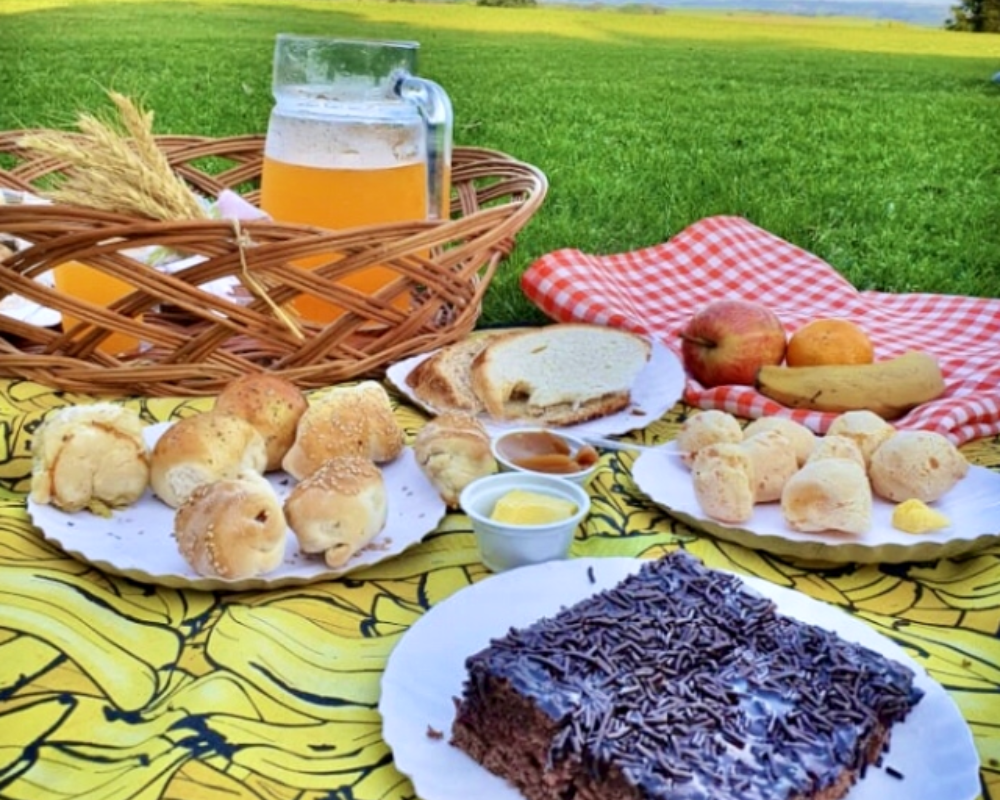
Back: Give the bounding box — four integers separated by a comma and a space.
679, 300, 787, 387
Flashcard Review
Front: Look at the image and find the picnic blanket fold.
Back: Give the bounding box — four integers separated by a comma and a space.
521, 215, 1000, 445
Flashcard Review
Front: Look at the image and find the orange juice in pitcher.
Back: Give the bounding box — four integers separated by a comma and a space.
259, 35, 453, 323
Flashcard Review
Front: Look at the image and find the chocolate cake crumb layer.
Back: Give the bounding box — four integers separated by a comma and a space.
451, 551, 923, 800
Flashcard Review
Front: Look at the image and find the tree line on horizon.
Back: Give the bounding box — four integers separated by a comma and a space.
948, 0, 1000, 30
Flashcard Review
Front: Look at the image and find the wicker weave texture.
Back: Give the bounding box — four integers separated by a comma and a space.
0, 133, 547, 396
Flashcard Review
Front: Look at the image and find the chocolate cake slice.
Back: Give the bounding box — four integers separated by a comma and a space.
450, 551, 923, 800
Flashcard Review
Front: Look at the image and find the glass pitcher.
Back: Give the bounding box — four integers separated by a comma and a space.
259, 34, 454, 322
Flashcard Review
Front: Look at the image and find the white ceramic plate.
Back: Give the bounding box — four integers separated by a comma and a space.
631, 444, 1000, 563
379, 557, 980, 800
27, 422, 448, 591
386, 335, 686, 436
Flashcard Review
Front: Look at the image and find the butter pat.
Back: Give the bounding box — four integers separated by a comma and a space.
491, 490, 577, 526
891, 498, 950, 534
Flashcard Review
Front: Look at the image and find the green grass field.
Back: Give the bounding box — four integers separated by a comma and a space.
4, 0, 999, 324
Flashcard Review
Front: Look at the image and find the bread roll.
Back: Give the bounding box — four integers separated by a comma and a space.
284, 456, 388, 568
469, 324, 651, 426
31, 402, 149, 512
826, 410, 896, 468
869, 430, 969, 503
781, 458, 872, 535
413, 412, 497, 507
150, 412, 268, 508
676, 410, 743, 467
691, 443, 755, 524
739, 429, 798, 503
214, 373, 308, 471
742, 417, 816, 466
174, 471, 287, 579
282, 381, 403, 480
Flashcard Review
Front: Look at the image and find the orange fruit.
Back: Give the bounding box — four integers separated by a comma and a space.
785, 319, 875, 367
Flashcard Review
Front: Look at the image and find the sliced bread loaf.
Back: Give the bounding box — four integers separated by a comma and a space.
470, 324, 651, 425
405, 333, 501, 413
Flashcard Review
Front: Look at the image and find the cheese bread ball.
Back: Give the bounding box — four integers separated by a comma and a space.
676, 410, 743, 467
869, 430, 968, 503
691, 443, 755, 524
807, 434, 866, 471
781, 458, 872, 535
742, 417, 817, 467
739, 430, 799, 503
825, 411, 895, 468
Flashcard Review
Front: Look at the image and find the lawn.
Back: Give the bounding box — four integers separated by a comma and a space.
3, 0, 999, 324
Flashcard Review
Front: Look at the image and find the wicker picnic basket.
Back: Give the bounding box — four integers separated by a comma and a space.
0, 132, 547, 396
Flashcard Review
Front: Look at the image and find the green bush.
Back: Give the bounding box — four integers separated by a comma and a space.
947, 0, 1000, 31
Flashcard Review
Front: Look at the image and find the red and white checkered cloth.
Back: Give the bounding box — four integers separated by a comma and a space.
521, 215, 1000, 446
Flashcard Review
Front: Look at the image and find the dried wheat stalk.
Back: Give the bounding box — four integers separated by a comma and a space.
17, 92, 307, 340
18, 91, 208, 221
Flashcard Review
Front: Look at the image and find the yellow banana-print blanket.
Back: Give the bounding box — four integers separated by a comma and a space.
0, 376, 997, 800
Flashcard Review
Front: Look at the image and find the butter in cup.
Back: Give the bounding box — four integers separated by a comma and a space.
459, 472, 591, 573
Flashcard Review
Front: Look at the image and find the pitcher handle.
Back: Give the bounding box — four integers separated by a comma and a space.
395, 75, 454, 222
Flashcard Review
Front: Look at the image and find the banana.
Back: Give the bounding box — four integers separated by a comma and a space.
755, 351, 946, 419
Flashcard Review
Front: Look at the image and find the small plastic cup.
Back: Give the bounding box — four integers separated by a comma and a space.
459, 472, 591, 573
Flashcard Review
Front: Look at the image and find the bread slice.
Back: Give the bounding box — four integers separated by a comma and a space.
405, 333, 501, 413
470, 324, 651, 426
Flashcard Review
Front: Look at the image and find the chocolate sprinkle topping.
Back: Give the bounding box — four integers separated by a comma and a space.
453, 552, 923, 800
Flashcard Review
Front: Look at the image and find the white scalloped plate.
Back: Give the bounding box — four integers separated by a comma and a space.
632, 444, 1000, 564
380, 557, 980, 800
386, 334, 685, 437
27, 422, 448, 591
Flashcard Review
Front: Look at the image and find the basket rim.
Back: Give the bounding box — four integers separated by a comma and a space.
0, 134, 549, 397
